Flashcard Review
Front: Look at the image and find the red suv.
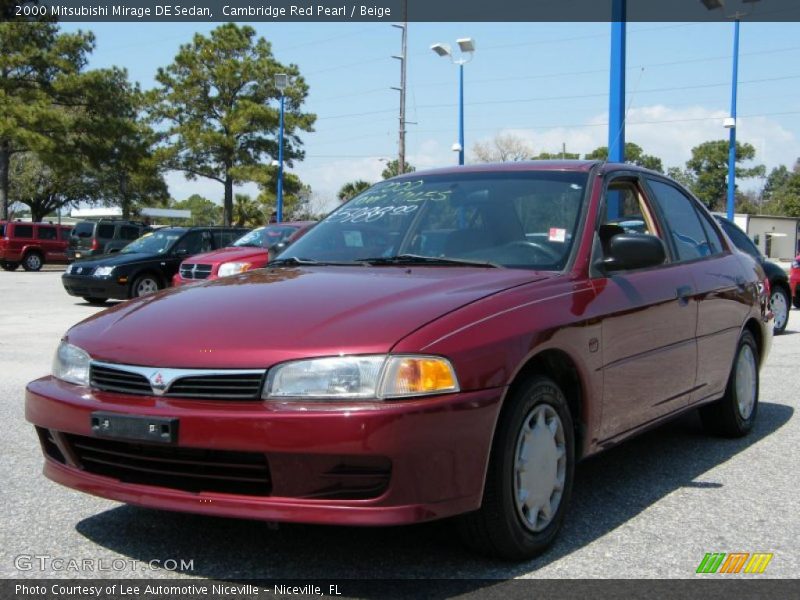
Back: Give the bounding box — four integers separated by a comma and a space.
26, 162, 772, 560
172, 221, 314, 286
790, 255, 800, 309
0, 221, 72, 271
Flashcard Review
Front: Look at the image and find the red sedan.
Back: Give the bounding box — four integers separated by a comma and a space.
791, 255, 800, 309
26, 162, 772, 560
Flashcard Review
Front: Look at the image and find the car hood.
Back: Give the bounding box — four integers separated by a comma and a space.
70, 252, 162, 268
183, 246, 266, 265
67, 266, 553, 368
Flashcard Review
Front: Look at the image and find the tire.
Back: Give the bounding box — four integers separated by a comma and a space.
457, 375, 575, 560
130, 273, 162, 298
700, 330, 759, 438
83, 297, 108, 306
1, 261, 19, 271
22, 252, 43, 272
770, 286, 790, 335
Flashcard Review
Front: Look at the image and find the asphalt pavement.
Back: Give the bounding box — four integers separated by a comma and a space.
1, 269, 797, 581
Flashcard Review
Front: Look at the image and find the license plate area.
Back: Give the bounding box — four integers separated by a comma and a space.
90, 412, 178, 444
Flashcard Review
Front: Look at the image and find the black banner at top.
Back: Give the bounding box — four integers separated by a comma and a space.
4, 0, 800, 22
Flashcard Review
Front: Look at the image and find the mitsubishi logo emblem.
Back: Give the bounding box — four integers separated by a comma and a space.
150, 371, 168, 395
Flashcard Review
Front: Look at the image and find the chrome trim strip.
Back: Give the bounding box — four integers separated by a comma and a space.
90, 360, 265, 397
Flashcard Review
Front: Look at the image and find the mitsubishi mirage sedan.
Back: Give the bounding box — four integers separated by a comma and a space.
26, 161, 772, 560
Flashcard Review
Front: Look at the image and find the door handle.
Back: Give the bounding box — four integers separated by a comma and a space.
676, 285, 694, 306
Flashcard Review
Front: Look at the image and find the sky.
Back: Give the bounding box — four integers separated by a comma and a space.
60, 20, 800, 212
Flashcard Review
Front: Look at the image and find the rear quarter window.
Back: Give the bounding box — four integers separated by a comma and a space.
72, 222, 94, 238
36, 227, 57, 240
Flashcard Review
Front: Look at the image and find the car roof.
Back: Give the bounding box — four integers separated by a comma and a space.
386, 160, 669, 179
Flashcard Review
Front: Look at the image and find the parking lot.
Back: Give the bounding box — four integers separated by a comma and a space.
1, 268, 798, 580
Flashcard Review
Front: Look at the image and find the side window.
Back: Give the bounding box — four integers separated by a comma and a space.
120, 226, 140, 241
696, 211, 724, 256
173, 231, 203, 255
96, 224, 115, 239
596, 181, 662, 265
718, 218, 760, 259
13, 225, 33, 238
647, 180, 717, 262
36, 227, 57, 240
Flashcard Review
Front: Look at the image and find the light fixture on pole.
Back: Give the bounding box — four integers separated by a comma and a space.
275, 73, 289, 223
700, 0, 762, 220
431, 37, 475, 166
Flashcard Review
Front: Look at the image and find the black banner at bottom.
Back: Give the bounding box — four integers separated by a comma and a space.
2, 579, 799, 600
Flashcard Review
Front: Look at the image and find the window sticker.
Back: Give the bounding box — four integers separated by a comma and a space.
549, 228, 567, 243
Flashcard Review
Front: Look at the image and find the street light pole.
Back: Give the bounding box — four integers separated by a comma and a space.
726, 18, 740, 221
431, 38, 475, 166
275, 73, 288, 223
458, 62, 465, 166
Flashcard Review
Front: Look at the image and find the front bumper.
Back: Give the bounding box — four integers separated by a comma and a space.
26, 376, 503, 525
62, 274, 128, 300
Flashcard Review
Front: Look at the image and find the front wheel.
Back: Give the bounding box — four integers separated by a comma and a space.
457, 376, 575, 560
1, 261, 19, 271
130, 274, 162, 298
700, 330, 759, 438
22, 252, 43, 271
770, 287, 790, 335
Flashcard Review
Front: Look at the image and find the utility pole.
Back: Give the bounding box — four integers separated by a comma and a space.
391, 0, 407, 175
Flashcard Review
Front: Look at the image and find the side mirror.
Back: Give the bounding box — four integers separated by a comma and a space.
174, 248, 189, 257
599, 233, 666, 272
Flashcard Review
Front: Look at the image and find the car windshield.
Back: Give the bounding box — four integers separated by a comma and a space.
281, 171, 588, 270
233, 225, 299, 248
120, 230, 182, 255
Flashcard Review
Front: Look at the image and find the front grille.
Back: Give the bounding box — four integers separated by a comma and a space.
65, 433, 271, 496
91, 364, 151, 395
89, 364, 265, 400
70, 265, 96, 276
179, 263, 212, 280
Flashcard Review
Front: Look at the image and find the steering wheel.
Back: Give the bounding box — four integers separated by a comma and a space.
502, 240, 563, 263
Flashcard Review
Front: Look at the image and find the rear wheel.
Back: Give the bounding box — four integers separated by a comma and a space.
457, 375, 575, 560
130, 273, 161, 298
1, 261, 19, 271
700, 330, 759, 438
770, 286, 790, 334
22, 252, 43, 272
83, 297, 108, 306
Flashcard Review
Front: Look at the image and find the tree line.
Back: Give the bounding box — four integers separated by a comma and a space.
1, 18, 315, 225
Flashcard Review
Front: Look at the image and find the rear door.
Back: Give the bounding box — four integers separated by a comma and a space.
35, 225, 61, 261
645, 178, 750, 403
592, 174, 699, 441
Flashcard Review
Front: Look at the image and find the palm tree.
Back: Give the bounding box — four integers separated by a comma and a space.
337, 180, 371, 202
233, 194, 263, 227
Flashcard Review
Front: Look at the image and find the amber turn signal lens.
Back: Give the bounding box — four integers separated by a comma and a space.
382, 356, 459, 398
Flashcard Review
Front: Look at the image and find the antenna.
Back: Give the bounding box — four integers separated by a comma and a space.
602, 67, 645, 170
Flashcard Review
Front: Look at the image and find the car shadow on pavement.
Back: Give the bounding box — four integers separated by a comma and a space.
75, 401, 793, 586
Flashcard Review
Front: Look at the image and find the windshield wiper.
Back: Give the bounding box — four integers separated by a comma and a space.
355, 254, 501, 268
268, 257, 364, 267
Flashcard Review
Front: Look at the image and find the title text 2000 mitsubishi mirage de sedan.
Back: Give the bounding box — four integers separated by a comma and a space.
26, 161, 772, 560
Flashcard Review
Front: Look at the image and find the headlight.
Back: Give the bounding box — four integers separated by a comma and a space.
218, 262, 253, 277
792, 260, 800, 269
65, 264, 73, 274
52, 341, 90, 386
94, 266, 114, 277
263, 354, 459, 400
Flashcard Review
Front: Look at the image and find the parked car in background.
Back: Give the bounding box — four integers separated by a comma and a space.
714, 215, 791, 334
172, 221, 315, 286
0, 221, 73, 271
61, 226, 248, 304
29, 162, 773, 559
790, 255, 800, 309
67, 220, 150, 261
